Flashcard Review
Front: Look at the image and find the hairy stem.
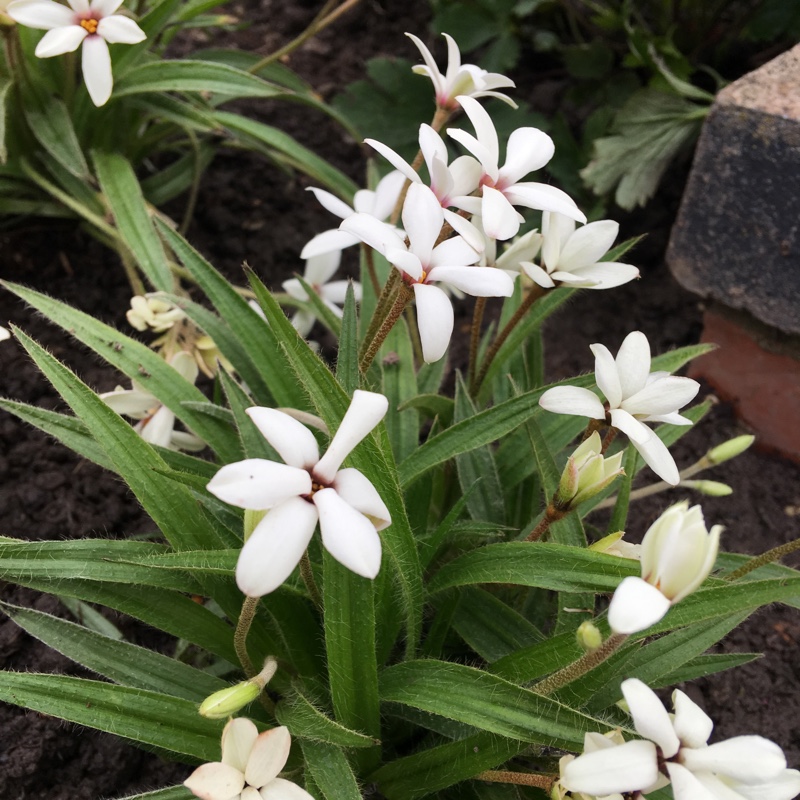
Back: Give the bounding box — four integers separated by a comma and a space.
234, 596, 259, 679
360, 284, 412, 372
467, 297, 486, 387
299, 551, 322, 609
726, 537, 800, 582
474, 770, 557, 790
526, 502, 569, 543
359, 267, 401, 360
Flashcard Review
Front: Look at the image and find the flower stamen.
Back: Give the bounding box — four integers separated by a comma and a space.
80, 18, 99, 34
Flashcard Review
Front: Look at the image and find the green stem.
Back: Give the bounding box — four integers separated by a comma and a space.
234, 596, 259, 679
526, 502, 569, 542
725, 537, 800, 582
299, 551, 322, 609
359, 268, 401, 360
532, 633, 628, 696
359, 284, 412, 372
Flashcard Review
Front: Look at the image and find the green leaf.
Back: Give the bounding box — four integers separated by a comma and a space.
0, 673, 222, 760
0, 601, 227, 702
608, 444, 638, 533
382, 318, 419, 463
116, 787, 193, 800
93, 151, 173, 291
301, 740, 363, 800
114, 60, 284, 99
656, 652, 760, 686
0, 79, 12, 162
24, 91, 89, 179
296, 275, 343, 337
335, 283, 359, 394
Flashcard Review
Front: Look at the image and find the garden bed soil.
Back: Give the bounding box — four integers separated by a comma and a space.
2, 1, 800, 797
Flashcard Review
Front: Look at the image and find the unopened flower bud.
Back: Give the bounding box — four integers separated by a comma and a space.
556, 432, 624, 510
589, 531, 641, 561
198, 657, 278, 719
682, 479, 733, 497
576, 621, 603, 653
707, 435, 754, 465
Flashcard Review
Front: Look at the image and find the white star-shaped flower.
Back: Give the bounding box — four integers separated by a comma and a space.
539, 331, 700, 484
446, 95, 586, 240
7, 0, 146, 106
207, 391, 391, 597
185, 718, 314, 800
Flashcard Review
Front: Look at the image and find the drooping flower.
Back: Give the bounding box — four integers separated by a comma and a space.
607, 502, 721, 634
300, 171, 406, 260
7, 0, 146, 106
446, 95, 586, 240
521, 211, 639, 290
406, 32, 516, 110
207, 391, 391, 597
100, 351, 205, 452
561, 679, 793, 800
538, 331, 700, 485
340, 183, 514, 363
282, 250, 361, 337
184, 718, 314, 800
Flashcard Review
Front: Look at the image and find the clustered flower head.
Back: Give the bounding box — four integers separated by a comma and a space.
608, 501, 721, 634
559, 679, 800, 800
7, 0, 146, 106
539, 331, 700, 485
126, 293, 186, 333
207, 390, 391, 597
185, 718, 313, 800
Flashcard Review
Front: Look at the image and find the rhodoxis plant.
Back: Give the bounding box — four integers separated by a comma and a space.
1, 28, 799, 800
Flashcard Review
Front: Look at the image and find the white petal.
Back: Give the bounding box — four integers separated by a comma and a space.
307, 187, 353, 220
138, 404, 175, 448
665, 763, 720, 800
259, 777, 316, 800
427, 265, 514, 297
371, 170, 406, 220
448, 155, 483, 197
282, 277, 307, 302
170, 430, 206, 452
405, 32, 444, 97
339, 213, 405, 255
245, 727, 291, 788
303, 249, 341, 286
429, 234, 480, 268
681, 736, 787, 783
419, 122, 448, 168
693, 772, 750, 800
621, 678, 680, 758
236, 497, 318, 597
591, 343, 622, 408
623, 376, 700, 418
481, 185, 521, 240
541, 211, 574, 270
630, 424, 681, 486
81, 34, 112, 106
35, 25, 87, 57
100, 387, 155, 416
365, 138, 419, 184
504, 182, 586, 223
412, 282, 453, 363
184, 762, 246, 800
614, 331, 651, 399
607, 576, 671, 635
447, 127, 498, 182
6, 0, 74, 29
169, 350, 199, 384
442, 209, 485, 254
96, 14, 145, 43
671, 689, 714, 748
332, 468, 391, 530
522, 262, 555, 288
732, 769, 800, 800
314, 488, 382, 579
558, 220, 618, 271
499, 127, 555, 185
207, 459, 312, 510
538, 386, 605, 419
403, 183, 444, 266
560, 740, 659, 795
386, 247, 423, 281
246, 407, 320, 469
456, 96, 499, 169
569, 261, 640, 290
221, 717, 259, 773
313, 390, 388, 483
90, 0, 124, 14
299, 229, 359, 260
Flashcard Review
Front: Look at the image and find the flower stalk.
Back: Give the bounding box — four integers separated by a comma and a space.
475, 770, 556, 790
360, 284, 413, 372
725, 536, 800, 582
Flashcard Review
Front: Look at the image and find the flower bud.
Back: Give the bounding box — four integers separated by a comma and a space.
682, 479, 733, 497
707, 435, 754, 465
576, 621, 603, 653
198, 657, 277, 719
589, 531, 641, 561
556, 432, 624, 510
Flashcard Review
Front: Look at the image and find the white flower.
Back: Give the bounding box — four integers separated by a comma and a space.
7, 0, 146, 107
300, 171, 406, 260
365, 125, 485, 252
538, 331, 700, 485
282, 250, 361, 338
207, 391, 391, 597
126, 293, 186, 333
562, 679, 793, 800
185, 718, 313, 800
607, 501, 721, 634
406, 32, 516, 110
446, 95, 586, 240
588, 531, 641, 561
556, 431, 624, 509
522, 211, 639, 290
340, 183, 514, 363
481, 225, 542, 277
99, 351, 205, 452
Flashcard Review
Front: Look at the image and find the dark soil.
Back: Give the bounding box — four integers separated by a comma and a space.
1, 2, 799, 798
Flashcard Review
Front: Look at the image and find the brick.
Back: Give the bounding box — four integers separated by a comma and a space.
690, 307, 800, 461
667, 44, 800, 335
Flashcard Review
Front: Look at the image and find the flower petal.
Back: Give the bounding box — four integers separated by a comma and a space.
221, 717, 259, 773
370, 170, 406, 220
339, 213, 406, 255
207, 459, 312, 510
499, 126, 554, 185
365, 138, 419, 184
427, 265, 514, 297
314, 488, 382, 579
621, 678, 680, 758
300, 229, 359, 260
591, 342, 622, 408
456, 95, 499, 171
313, 390, 388, 483
558, 220, 618, 271
480, 185, 520, 240
402, 183, 444, 267
137, 405, 175, 448
623, 376, 701, 419
169, 350, 199, 383
628, 422, 681, 486
560, 739, 658, 795
448, 155, 483, 197
100, 387, 155, 417
731, 768, 800, 800
522, 262, 555, 288
184, 762, 245, 800
541, 210, 574, 271
307, 187, 354, 220
81, 34, 113, 106
429, 234, 480, 268
236, 497, 318, 597
539, 386, 605, 419
245, 726, 292, 788
680, 736, 787, 783
609, 408, 650, 445
671, 689, 714, 748
246, 407, 320, 469
442, 209, 485, 254
35, 25, 87, 57
333, 468, 391, 530
97, 14, 145, 43
405, 32, 444, 97
665, 763, 720, 800
569, 261, 640, 290
259, 777, 316, 799
607, 576, 671, 635
614, 331, 651, 399
412, 282, 453, 363
302, 249, 341, 286
6, 0, 74, 29
504, 182, 586, 223
90, 0, 124, 14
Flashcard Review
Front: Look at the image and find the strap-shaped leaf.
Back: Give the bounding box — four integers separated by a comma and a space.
382, 318, 419, 463
336, 283, 359, 394
0, 673, 222, 760
93, 150, 173, 291
116, 787, 193, 800
300, 740, 363, 800
24, 90, 89, 179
